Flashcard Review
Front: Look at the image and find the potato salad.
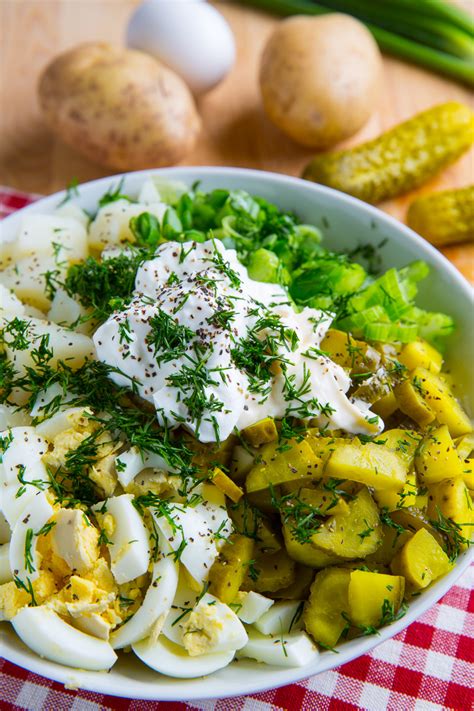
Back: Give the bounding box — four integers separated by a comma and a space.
0, 177, 472, 678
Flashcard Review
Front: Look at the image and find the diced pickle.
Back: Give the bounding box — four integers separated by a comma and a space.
241, 417, 278, 447
365, 524, 412, 567
455, 433, 474, 461
246, 439, 321, 493
398, 339, 443, 374
427, 478, 473, 549
310, 487, 382, 559
390, 507, 445, 547
372, 391, 398, 420
390, 528, 452, 590
303, 568, 351, 649
210, 467, 244, 503
282, 521, 342, 568
229, 498, 281, 553
374, 471, 417, 512
415, 425, 465, 484
272, 564, 315, 600
208, 534, 254, 604
393, 379, 436, 428
280, 486, 350, 517
320, 329, 380, 373
326, 440, 408, 491
411, 367, 472, 438
348, 570, 405, 628
382, 429, 421, 466
242, 549, 296, 593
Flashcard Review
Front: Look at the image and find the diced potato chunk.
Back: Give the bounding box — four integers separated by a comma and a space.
14, 214, 88, 262
398, 339, 443, 374
303, 568, 351, 648
393, 379, 435, 428
88, 199, 166, 250
390, 528, 451, 590
412, 367, 472, 438
208, 534, 254, 604
1, 255, 61, 311
348, 570, 405, 628
241, 417, 278, 447
246, 439, 321, 493
415, 425, 465, 484
326, 440, 408, 491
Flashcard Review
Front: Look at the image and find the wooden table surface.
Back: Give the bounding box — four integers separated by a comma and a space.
0, 0, 472, 280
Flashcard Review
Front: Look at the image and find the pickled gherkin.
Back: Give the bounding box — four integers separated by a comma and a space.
407, 186, 474, 246
303, 102, 474, 204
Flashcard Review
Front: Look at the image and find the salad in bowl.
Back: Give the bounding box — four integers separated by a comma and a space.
0, 169, 472, 693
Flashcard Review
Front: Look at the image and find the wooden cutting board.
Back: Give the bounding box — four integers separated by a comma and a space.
0, 0, 472, 281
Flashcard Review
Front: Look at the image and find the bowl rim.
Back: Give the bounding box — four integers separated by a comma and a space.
1, 166, 473, 701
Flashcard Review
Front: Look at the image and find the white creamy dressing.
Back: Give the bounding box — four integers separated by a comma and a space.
93, 240, 382, 442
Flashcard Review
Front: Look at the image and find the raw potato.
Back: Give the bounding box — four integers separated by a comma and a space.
38, 43, 201, 170
260, 14, 381, 148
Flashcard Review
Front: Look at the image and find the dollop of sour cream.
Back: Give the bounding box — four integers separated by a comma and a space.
93, 240, 381, 442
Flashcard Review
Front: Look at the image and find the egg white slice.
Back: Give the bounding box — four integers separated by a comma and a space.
151, 486, 232, 586
0, 511, 11, 544
12, 606, 117, 671
162, 568, 199, 645
1, 427, 48, 485
1, 484, 47, 529
29, 382, 73, 420
9, 490, 53, 582
115, 446, 172, 488
93, 494, 150, 584
181, 593, 248, 656
235, 591, 274, 625
133, 635, 235, 679
35, 406, 87, 441
0, 404, 32, 430
254, 600, 304, 636
110, 555, 178, 649
0, 542, 12, 583
236, 628, 319, 668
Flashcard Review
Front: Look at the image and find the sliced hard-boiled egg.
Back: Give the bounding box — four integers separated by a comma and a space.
93, 494, 150, 584
110, 555, 178, 649
0, 405, 32, 430
181, 592, 248, 656
133, 634, 235, 679
9, 490, 54, 582
29, 382, 73, 420
0, 512, 11, 544
162, 568, 199, 645
237, 628, 319, 668
151, 484, 232, 586
1, 427, 48, 485
0, 542, 12, 584
50, 509, 99, 574
115, 446, 172, 488
35, 407, 90, 441
254, 600, 304, 636
12, 606, 117, 671
234, 590, 274, 625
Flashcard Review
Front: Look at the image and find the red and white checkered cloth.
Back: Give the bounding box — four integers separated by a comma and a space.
1, 186, 473, 711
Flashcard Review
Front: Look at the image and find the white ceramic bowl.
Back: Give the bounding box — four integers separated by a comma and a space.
1, 167, 472, 700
